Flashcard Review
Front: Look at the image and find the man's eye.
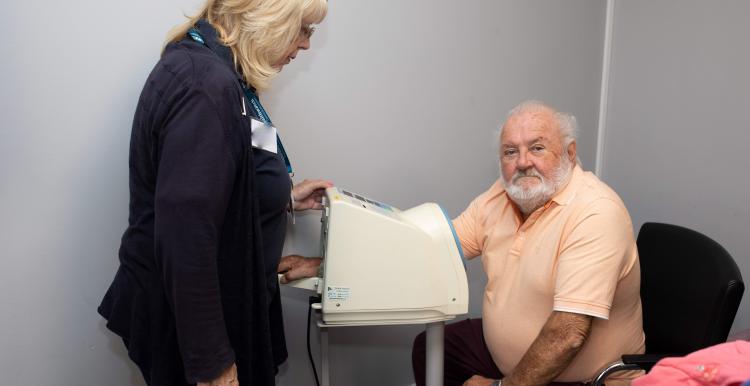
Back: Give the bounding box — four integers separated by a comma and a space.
503, 149, 518, 157
531, 146, 545, 152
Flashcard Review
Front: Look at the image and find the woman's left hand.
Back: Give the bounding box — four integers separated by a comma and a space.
292, 179, 333, 211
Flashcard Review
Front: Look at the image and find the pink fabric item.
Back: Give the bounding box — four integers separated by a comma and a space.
632, 340, 750, 386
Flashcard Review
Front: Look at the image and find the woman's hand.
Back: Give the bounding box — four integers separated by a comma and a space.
278, 255, 322, 284
292, 179, 332, 211
198, 363, 238, 386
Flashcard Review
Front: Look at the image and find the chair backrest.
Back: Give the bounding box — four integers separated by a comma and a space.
637, 222, 745, 355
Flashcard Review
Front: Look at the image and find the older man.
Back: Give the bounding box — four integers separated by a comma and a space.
412, 101, 645, 386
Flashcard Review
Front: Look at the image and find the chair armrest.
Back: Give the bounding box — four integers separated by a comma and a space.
591, 360, 641, 386
622, 353, 676, 372
592, 353, 680, 386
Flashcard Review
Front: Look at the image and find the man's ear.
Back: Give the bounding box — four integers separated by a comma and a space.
567, 141, 577, 162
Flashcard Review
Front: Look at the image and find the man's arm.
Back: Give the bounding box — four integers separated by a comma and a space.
503, 311, 592, 386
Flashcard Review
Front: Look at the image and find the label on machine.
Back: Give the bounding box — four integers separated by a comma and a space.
326, 286, 352, 301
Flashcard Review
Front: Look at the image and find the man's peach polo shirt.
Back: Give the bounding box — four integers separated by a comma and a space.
453, 165, 645, 384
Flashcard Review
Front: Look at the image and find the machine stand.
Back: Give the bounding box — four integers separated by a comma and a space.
321, 324, 330, 386
425, 321, 445, 386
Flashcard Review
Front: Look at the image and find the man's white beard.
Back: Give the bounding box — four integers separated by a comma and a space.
502, 155, 573, 216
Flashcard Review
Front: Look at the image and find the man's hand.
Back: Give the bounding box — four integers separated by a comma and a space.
463, 374, 497, 386
278, 255, 322, 284
292, 179, 332, 211
197, 363, 237, 386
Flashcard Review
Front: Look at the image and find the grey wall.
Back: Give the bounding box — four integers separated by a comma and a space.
0, 0, 203, 385
602, 0, 750, 333
0, 1, 605, 385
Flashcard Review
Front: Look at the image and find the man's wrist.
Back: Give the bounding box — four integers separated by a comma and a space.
490, 379, 502, 386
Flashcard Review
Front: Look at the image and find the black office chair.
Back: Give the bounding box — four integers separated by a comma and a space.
593, 222, 745, 385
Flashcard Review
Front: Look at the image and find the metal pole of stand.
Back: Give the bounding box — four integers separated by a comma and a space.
320, 324, 330, 386
425, 321, 445, 386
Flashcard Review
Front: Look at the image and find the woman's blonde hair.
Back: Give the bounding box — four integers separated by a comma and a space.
166, 0, 327, 91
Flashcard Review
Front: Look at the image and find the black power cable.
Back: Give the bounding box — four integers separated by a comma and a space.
307, 295, 322, 386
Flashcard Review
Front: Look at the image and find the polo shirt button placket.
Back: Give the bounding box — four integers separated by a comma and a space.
510, 231, 525, 257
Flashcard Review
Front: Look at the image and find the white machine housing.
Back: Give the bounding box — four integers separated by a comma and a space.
316, 187, 468, 326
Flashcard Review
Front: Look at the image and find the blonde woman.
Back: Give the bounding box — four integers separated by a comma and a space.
98, 0, 330, 385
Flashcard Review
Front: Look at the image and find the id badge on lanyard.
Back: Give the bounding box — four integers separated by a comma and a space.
240, 86, 294, 177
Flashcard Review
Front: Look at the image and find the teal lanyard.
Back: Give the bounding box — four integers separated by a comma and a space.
187, 28, 294, 175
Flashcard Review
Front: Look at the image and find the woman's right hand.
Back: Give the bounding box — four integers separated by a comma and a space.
198, 363, 238, 386
278, 255, 322, 284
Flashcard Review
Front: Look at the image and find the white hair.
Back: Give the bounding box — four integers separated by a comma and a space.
502, 100, 578, 147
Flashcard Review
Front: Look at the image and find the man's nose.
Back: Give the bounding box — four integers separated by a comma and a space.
516, 150, 532, 169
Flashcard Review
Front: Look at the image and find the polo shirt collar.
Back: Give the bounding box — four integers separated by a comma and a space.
549, 164, 583, 207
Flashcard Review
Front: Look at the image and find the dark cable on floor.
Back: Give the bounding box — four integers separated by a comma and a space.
307, 295, 322, 386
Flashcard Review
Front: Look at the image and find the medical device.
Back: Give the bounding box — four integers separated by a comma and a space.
285, 187, 468, 325
282, 187, 468, 386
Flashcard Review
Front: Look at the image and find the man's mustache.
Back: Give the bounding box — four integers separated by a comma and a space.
512, 168, 543, 184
